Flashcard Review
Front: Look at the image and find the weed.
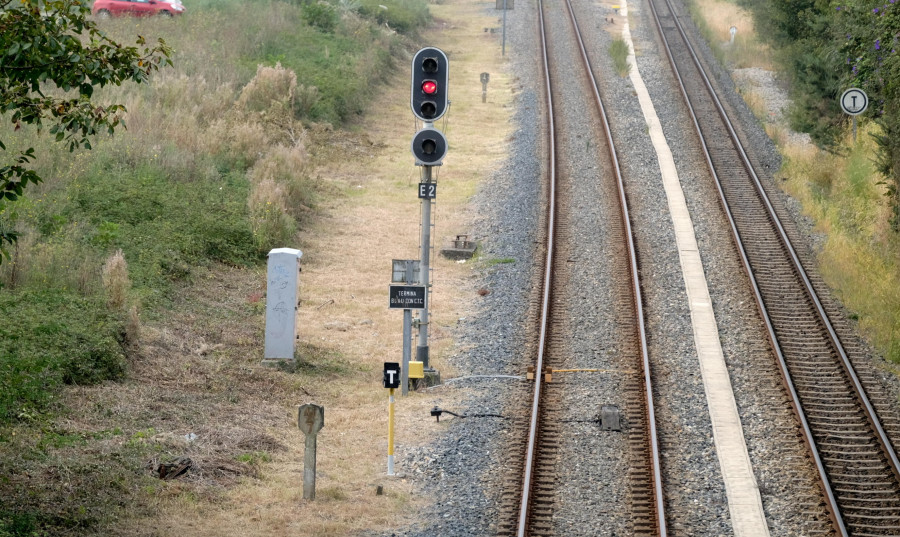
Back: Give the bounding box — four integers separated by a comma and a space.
482, 257, 516, 267
101, 249, 131, 312
609, 39, 631, 77
268, 343, 352, 376
316, 486, 348, 501
235, 451, 271, 465
301, 1, 339, 33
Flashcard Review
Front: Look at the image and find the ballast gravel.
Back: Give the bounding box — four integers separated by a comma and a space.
369, 0, 899, 535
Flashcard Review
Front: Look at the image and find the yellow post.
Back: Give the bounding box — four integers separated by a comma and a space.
387, 388, 395, 475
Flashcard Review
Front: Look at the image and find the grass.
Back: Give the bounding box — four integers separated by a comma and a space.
780, 126, 900, 362
0, 290, 126, 423
685, 0, 774, 70
609, 38, 631, 78
0, 0, 415, 425
0, 0, 514, 534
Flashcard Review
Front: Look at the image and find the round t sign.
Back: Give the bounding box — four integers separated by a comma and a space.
840, 88, 869, 116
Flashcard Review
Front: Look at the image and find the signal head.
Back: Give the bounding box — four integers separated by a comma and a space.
411, 127, 448, 166
411, 47, 449, 122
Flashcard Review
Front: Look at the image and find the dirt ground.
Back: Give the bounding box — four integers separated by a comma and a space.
21, 1, 516, 536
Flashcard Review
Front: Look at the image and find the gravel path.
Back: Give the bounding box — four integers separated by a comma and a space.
368, 0, 899, 535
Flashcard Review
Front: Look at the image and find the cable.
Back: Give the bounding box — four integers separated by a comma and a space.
430, 406, 508, 422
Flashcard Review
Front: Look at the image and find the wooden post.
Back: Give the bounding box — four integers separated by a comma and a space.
297, 404, 324, 500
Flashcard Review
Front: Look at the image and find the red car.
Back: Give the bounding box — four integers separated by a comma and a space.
92, 0, 185, 18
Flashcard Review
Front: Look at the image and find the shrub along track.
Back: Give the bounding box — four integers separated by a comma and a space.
496, 0, 666, 534
648, 0, 900, 533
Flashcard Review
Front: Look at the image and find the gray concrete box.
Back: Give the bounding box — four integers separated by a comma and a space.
264, 248, 303, 360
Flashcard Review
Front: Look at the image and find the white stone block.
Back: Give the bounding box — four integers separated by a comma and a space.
264, 248, 302, 360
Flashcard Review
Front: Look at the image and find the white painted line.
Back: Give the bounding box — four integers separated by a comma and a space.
618, 3, 771, 535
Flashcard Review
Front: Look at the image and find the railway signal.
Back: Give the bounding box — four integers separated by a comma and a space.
411, 47, 449, 122
411, 127, 448, 166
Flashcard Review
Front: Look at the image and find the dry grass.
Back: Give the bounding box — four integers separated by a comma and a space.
41, 0, 516, 535
780, 127, 900, 362
102, 249, 131, 312
689, 0, 774, 70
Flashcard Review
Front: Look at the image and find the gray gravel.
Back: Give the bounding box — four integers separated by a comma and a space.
368, 0, 899, 535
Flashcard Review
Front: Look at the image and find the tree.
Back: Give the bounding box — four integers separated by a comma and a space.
835, 0, 900, 229
0, 0, 171, 261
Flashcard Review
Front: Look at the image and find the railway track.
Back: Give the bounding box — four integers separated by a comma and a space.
498, 0, 666, 535
647, 0, 900, 533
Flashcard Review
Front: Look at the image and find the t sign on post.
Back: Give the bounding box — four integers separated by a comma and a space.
384, 362, 400, 475
840, 87, 869, 143
383, 362, 401, 389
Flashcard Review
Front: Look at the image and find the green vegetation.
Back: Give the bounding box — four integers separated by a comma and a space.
0, 0, 430, 531
733, 0, 900, 229
781, 127, 900, 361
609, 38, 631, 77
482, 256, 516, 267
0, 0, 171, 260
0, 291, 126, 422
693, 0, 900, 362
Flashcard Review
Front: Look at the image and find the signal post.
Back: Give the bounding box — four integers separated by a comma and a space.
382, 47, 450, 477
410, 47, 449, 385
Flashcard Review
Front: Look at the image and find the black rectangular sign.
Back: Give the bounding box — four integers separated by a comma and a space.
383, 362, 401, 389
418, 182, 436, 199
389, 285, 426, 310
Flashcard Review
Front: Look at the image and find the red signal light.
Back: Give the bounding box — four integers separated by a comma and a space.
422, 80, 437, 95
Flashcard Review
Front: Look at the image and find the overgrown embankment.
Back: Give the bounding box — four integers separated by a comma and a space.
0, 0, 428, 533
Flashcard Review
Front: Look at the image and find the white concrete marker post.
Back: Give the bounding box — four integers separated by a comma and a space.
264, 248, 302, 361
298, 404, 324, 500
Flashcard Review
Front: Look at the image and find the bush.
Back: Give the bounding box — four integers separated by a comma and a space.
302, 1, 339, 33
0, 290, 126, 423
357, 0, 430, 34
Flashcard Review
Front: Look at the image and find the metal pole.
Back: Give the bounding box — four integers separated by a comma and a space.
303, 433, 317, 499
387, 388, 396, 475
853, 116, 858, 144
502, 0, 508, 57
401, 309, 411, 396
418, 166, 432, 368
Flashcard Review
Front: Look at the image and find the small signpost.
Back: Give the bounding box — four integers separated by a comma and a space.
840, 87, 869, 143
383, 362, 400, 475
391, 260, 425, 396
480, 72, 490, 103
297, 403, 324, 500
388, 285, 427, 309
729, 25, 737, 45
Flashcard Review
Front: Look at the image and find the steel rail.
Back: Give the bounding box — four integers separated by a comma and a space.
561, 0, 667, 534
515, 0, 557, 532
515, 0, 666, 534
647, 0, 900, 533
643, 0, 845, 531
